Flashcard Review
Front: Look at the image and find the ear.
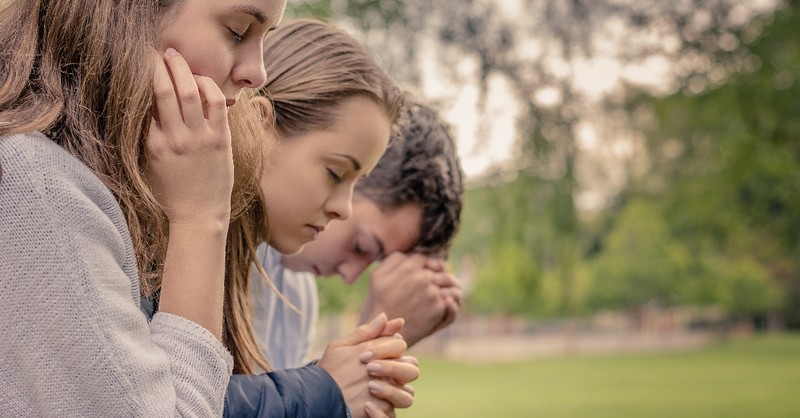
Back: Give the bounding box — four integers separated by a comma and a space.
250, 95, 275, 129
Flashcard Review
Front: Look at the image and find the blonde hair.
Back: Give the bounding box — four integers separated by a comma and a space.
225, 18, 407, 374
0, 0, 265, 295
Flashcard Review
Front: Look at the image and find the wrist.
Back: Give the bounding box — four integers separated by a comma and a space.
168, 216, 229, 239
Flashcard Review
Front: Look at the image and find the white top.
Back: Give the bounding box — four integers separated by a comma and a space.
250, 244, 319, 369
0, 133, 233, 417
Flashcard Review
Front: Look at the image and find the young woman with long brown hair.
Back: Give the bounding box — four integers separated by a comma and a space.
0, 0, 285, 415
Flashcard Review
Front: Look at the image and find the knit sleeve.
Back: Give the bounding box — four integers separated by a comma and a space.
0, 133, 233, 417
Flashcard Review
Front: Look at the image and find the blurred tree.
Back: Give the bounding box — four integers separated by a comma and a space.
714, 257, 785, 320
285, 0, 788, 321
587, 198, 691, 312
624, 1, 800, 325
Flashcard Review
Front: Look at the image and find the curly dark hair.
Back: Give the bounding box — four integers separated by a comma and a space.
355, 102, 464, 257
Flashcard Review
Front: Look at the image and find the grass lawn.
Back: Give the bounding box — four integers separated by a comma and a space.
403, 333, 800, 418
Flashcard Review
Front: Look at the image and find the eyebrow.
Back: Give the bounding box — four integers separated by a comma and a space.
333, 153, 362, 171
226, 5, 268, 24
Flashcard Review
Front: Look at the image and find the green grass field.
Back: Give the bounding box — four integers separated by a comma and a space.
403, 334, 800, 418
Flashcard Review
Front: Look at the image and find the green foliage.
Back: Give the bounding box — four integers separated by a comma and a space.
587, 198, 691, 310
284, 0, 336, 20
630, 3, 800, 324
468, 240, 541, 316
316, 268, 370, 315
290, 0, 798, 323
714, 257, 786, 316
451, 171, 580, 317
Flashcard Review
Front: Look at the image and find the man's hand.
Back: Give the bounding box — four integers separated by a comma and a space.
360, 253, 463, 347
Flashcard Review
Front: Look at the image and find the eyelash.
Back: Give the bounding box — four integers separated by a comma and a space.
354, 242, 365, 254
327, 168, 343, 184
228, 28, 245, 44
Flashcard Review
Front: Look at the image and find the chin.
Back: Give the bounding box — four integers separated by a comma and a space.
273, 240, 307, 256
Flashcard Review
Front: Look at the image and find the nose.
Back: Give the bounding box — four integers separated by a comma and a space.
324, 186, 353, 221
337, 258, 373, 283
233, 44, 268, 89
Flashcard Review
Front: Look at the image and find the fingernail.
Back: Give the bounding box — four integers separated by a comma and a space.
394, 333, 404, 340
368, 380, 382, 393
366, 362, 381, 375
165, 48, 178, 57
369, 312, 387, 327
359, 350, 374, 362
365, 401, 377, 414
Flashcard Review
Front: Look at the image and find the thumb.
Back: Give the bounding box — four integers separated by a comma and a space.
332, 312, 388, 347
379, 317, 405, 337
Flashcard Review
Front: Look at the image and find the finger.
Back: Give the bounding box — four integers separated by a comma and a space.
163, 48, 205, 128
371, 252, 409, 276
432, 272, 461, 288
440, 285, 463, 306
193, 75, 228, 130
365, 401, 393, 418
373, 253, 432, 282
439, 297, 459, 328
359, 334, 406, 362
151, 50, 182, 132
368, 380, 414, 409
425, 257, 446, 272
403, 384, 415, 396
366, 359, 420, 384
398, 355, 419, 367
333, 313, 387, 348
378, 317, 404, 337
363, 338, 407, 361
450, 286, 464, 308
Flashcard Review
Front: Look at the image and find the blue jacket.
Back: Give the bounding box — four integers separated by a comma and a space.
141, 297, 348, 418
225, 367, 347, 418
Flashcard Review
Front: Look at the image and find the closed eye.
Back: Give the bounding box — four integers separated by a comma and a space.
327, 168, 343, 184
228, 27, 245, 44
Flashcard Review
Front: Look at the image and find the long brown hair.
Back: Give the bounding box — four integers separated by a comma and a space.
224, 18, 406, 374
0, 0, 265, 295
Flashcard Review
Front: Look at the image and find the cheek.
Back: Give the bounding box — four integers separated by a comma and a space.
161, 33, 233, 83
183, 51, 233, 84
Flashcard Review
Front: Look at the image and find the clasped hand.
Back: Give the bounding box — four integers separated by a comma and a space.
318, 313, 420, 418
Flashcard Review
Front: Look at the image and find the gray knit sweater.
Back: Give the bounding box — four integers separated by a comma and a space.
0, 133, 233, 417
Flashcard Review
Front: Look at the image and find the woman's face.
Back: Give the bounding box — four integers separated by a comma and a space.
258, 96, 392, 255
159, 0, 286, 106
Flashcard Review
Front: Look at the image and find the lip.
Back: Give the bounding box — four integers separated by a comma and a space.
305, 224, 325, 240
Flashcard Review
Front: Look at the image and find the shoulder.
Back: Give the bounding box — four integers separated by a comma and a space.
1, 132, 124, 220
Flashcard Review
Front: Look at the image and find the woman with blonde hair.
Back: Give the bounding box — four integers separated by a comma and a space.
0, 0, 286, 415
215, 19, 421, 418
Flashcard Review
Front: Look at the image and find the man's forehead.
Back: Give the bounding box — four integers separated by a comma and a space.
356, 201, 422, 257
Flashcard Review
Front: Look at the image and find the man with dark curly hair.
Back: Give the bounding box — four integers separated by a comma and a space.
250, 102, 466, 369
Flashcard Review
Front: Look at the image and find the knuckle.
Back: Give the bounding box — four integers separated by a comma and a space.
169, 139, 187, 155
153, 86, 174, 102
206, 94, 227, 110
179, 89, 201, 104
